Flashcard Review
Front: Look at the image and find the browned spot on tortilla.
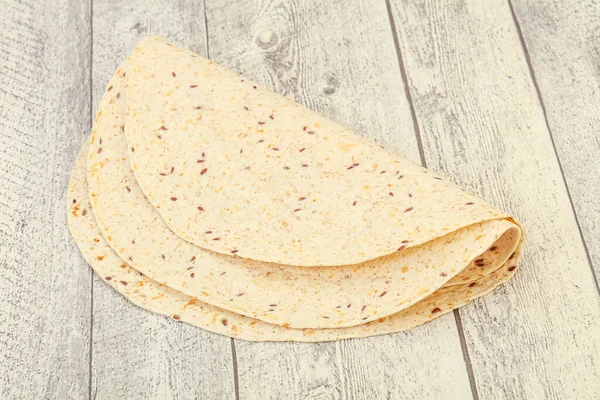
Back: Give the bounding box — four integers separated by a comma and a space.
183, 299, 197, 309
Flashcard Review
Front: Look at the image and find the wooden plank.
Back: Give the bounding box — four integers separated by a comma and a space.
388, 0, 600, 398
91, 1, 235, 399
206, 1, 474, 398
511, 0, 600, 288
0, 0, 92, 398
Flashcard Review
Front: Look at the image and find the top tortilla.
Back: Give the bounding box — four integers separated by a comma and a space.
123, 36, 510, 266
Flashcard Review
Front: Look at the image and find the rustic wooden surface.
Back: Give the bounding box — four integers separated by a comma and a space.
1, 0, 598, 399
0, 0, 92, 398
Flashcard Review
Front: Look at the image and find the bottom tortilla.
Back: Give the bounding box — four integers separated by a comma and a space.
68, 141, 521, 342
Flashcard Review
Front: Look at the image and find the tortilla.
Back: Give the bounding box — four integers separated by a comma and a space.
123, 36, 513, 266
87, 62, 521, 329
69, 141, 521, 342
66, 36, 525, 340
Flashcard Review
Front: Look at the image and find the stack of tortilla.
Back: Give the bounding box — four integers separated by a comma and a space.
67, 36, 524, 342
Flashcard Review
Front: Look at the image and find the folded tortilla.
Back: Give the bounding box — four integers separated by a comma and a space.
68, 36, 524, 341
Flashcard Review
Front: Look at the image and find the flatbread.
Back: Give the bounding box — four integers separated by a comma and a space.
69, 140, 521, 342
123, 36, 513, 266
85, 52, 521, 330
66, 36, 525, 341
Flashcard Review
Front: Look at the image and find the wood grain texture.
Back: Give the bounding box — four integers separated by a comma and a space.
389, 0, 600, 398
206, 1, 473, 398
1, 0, 599, 398
91, 1, 235, 399
0, 0, 92, 398
337, 317, 473, 399
511, 0, 600, 288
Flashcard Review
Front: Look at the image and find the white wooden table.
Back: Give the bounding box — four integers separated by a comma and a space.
1, 0, 599, 399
